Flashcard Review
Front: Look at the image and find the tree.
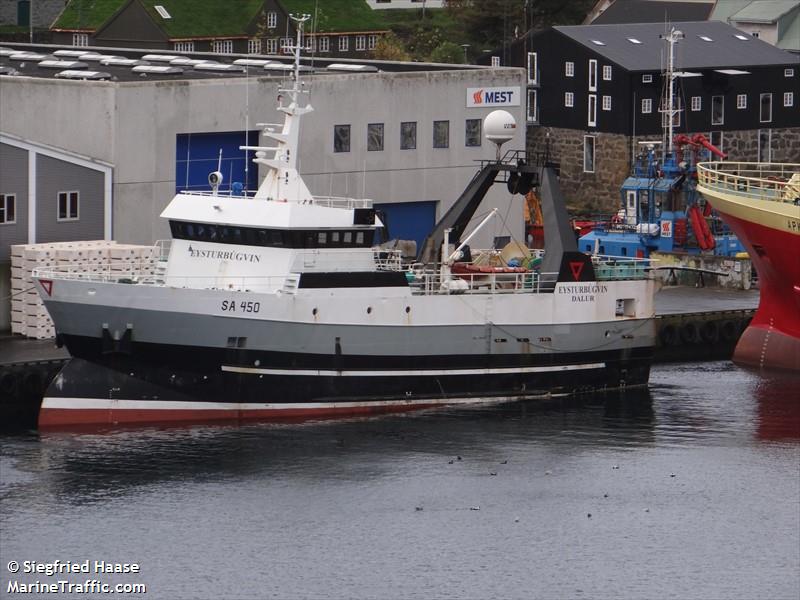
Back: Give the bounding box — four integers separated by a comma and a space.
427, 41, 465, 64
372, 33, 412, 62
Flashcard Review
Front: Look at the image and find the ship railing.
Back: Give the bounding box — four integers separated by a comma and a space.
697, 161, 800, 204
176, 190, 373, 209
33, 262, 165, 285
591, 255, 654, 280
154, 240, 171, 262
290, 248, 403, 272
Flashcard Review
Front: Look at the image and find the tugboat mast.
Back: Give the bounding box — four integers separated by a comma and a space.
660, 27, 684, 162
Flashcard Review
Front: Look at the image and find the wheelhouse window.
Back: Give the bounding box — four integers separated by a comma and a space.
367, 123, 384, 151
433, 120, 449, 148
711, 95, 724, 125
583, 136, 595, 173
334, 124, 351, 153
465, 119, 481, 147
760, 93, 772, 123
169, 221, 375, 249
0, 193, 16, 224
401, 121, 417, 150
57, 191, 79, 221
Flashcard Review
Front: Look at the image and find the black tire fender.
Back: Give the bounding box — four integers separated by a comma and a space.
680, 321, 701, 344
700, 320, 720, 344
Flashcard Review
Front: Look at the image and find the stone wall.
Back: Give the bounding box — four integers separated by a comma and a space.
528, 126, 800, 214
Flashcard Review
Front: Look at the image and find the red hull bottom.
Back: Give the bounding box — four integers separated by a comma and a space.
734, 324, 800, 372
38, 402, 448, 431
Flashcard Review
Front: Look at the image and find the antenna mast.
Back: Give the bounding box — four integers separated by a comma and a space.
659, 27, 684, 161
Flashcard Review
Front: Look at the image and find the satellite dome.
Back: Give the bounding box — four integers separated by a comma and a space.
484, 110, 517, 145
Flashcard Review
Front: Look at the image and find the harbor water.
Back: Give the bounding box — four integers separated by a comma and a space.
1, 361, 798, 599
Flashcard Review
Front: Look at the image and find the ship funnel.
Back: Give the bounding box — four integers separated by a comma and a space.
484, 110, 516, 161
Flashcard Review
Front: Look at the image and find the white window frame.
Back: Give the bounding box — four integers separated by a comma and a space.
527, 89, 538, 123
306, 36, 316, 52
564, 92, 574, 107
588, 94, 597, 127
737, 94, 747, 109
709, 131, 723, 154
691, 96, 701, 111
583, 135, 596, 173
758, 128, 772, 162
72, 33, 88, 47
588, 59, 597, 92
527, 52, 538, 85
642, 74, 652, 83
247, 39, 261, 55
491, 56, 500, 67
212, 40, 233, 54
319, 36, 330, 53
356, 35, 366, 51
266, 38, 278, 54
565, 61, 574, 77
267, 11, 277, 28
785, 68, 795, 77
711, 95, 724, 125
784, 92, 794, 107
280, 37, 292, 54
368, 35, 378, 50
602, 65, 611, 81
338, 36, 349, 52
57, 191, 79, 222
0, 193, 16, 224
173, 41, 194, 53
602, 95, 611, 111
641, 98, 652, 114
760, 93, 772, 123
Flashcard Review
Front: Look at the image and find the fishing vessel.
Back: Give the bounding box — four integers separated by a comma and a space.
32, 16, 657, 429
697, 162, 800, 371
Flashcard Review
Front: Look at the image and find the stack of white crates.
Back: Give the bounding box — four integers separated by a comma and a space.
9, 240, 158, 340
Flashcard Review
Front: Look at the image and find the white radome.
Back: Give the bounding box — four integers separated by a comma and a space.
483, 110, 517, 145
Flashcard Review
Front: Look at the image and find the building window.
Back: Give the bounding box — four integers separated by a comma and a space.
583, 136, 595, 173
711, 95, 724, 125
57, 191, 79, 221
248, 39, 261, 54
760, 93, 772, 123
710, 131, 723, 154
758, 129, 771, 162
642, 74, 653, 83
641, 98, 652, 114
565, 61, 574, 77
588, 94, 597, 126
491, 56, 500, 67
266, 38, 278, 54
267, 11, 277, 28
784, 92, 794, 107
433, 120, 449, 149
691, 96, 701, 111
72, 33, 88, 47
588, 59, 597, 91
319, 37, 330, 53
401, 121, 417, 150
334, 124, 351, 153
0, 194, 16, 224
465, 119, 481, 147
306, 36, 316, 52
367, 123, 384, 151
280, 38, 291, 54
338, 36, 349, 52
368, 35, 378, 50
602, 95, 611, 111
212, 40, 233, 54
602, 65, 611, 81
527, 52, 537, 85
565, 92, 574, 107
662, 97, 681, 128
173, 41, 194, 52
785, 68, 795, 77
527, 89, 538, 122
737, 94, 747, 109
751, 31, 759, 38
356, 35, 366, 51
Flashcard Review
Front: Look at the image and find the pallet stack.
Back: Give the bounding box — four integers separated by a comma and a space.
9, 241, 158, 340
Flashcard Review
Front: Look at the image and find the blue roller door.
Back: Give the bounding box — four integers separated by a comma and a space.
175, 131, 259, 194
374, 201, 437, 251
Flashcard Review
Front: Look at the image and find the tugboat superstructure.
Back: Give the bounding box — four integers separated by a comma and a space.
33, 16, 658, 428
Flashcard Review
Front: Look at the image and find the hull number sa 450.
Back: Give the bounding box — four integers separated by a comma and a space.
221, 300, 261, 313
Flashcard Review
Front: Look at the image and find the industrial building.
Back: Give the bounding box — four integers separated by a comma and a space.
0, 43, 526, 330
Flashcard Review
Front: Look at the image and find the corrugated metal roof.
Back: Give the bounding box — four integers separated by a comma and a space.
592, 1, 714, 25
729, 0, 800, 23
553, 21, 799, 71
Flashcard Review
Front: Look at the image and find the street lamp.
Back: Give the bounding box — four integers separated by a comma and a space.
461, 44, 470, 64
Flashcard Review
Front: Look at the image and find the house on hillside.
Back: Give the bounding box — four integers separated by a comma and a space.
484, 21, 800, 210
50, 0, 390, 58
712, 0, 800, 53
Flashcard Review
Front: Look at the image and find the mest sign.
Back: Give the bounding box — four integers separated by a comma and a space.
466, 87, 521, 107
